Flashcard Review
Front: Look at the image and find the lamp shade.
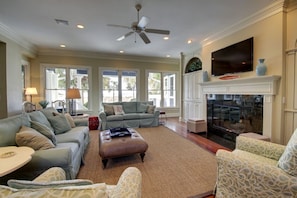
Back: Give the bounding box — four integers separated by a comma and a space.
25, 87, 38, 95
66, 88, 81, 99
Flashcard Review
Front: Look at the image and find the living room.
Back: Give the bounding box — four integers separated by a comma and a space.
0, 0, 297, 197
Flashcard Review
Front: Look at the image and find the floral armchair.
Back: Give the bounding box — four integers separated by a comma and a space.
216, 129, 297, 197
0, 167, 142, 198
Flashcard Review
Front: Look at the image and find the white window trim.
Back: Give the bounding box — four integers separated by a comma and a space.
40, 63, 92, 111
98, 67, 140, 103
145, 69, 180, 108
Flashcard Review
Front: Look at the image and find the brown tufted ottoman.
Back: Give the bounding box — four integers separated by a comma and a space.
99, 128, 148, 168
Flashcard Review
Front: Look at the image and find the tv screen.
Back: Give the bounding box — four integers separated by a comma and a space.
211, 37, 253, 76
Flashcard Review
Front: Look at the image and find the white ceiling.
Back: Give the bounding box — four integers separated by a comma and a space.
0, 0, 277, 59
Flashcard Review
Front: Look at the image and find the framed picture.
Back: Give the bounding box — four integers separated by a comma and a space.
207, 94, 216, 100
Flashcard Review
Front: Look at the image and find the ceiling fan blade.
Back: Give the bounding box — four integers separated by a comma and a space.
107, 24, 130, 29
145, 29, 170, 35
138, 16, 149, 28
138, 32, 151, 44
116, 31, 134, 41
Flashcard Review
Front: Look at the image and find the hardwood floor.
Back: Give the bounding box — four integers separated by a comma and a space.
164, 117, 231, 154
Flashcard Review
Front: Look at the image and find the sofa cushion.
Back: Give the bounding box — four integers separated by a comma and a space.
103, 104, 114, 116
139, 113, 155, 119
123, 113, 140, 120
47, 113, 72, 135
137, 103, 149, 113
8, 179, 93, 189
122, 102, 137, 113
0, 183, 107, 198
64, 113, 76, 128
30, 121, 57, 145
106, 115, 124, 121
28, 111, 54, 131
16, 126, 55, 150
278, 128, 297, 176
113, 105, 125, 115
56, 129, 86, 147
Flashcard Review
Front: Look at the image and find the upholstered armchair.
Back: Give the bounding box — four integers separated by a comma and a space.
216, 129, 297, 197
0, 167, 142, 198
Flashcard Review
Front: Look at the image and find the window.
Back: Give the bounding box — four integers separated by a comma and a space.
101, 69, 138, 103
147, 71, 177, 107
44, 66, 90, 111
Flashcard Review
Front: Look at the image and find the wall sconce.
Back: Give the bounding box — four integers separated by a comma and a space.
25, 87, 38, 103
66, 88, 81, 116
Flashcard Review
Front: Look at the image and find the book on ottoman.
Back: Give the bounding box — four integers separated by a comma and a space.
110, 127, 131, 138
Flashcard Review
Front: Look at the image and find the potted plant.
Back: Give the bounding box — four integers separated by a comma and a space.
39, 100, 49, 109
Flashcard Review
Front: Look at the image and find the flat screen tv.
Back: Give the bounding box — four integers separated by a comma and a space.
211, 37, 253, 76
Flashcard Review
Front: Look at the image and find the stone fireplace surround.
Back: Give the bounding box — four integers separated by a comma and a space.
200, 75, 281, 139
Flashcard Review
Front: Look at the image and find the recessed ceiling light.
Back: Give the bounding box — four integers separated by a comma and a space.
77, 24, 84, 29
60, 44, 66, 48
187, 39, 192, 44
166, 55, 171, 58
120, 50, 124, 53
163, 36, 169, 40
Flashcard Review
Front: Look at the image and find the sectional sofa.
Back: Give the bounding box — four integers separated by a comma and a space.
0, 107, 89, 184
99, 101, 160, 130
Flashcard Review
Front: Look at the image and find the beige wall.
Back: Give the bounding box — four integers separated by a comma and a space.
0, 33, 35, 117
30, 52, 179, 116
183, 10, 287, 143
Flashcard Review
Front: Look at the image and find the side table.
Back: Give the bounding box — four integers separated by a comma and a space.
0, 146, 34, 177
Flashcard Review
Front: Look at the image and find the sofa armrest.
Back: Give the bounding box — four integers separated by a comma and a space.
154, 110, 160, 117
216, 149, 297, 197
109, 167, 142, 198
99, 111, 107, 122
33, 167, 66, 182
236, 136, 285, 160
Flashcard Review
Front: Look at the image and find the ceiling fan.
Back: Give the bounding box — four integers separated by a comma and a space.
108, 3, 170, 44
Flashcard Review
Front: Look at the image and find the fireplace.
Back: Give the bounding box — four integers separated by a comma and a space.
207, 94, 263, 144
200, 75, 281, 140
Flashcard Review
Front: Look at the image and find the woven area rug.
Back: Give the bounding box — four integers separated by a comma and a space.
77, 126, 217, 198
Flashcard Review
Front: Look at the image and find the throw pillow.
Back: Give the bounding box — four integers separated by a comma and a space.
30, 121, 57, 145
146, 105, 156, 114
103, 104, 114, 116
16, 126, 55, 150
113, 105, 125, 115
138, 104, 148, 113
28, 111, 54, 131
278, 128, 297, 176
8, 179, 94, 189
64, 113, 76, 128
47, 113, 72, 135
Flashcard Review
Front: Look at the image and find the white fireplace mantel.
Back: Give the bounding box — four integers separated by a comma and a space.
200, 75, 281, 95
200, 75, 281, 139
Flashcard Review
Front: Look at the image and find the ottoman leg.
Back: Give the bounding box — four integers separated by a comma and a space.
140, 153, 145, 162
102, 159, 108, 168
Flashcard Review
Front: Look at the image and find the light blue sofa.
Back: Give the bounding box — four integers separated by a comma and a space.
0, 107, 89, 184
99, 101, 160, 130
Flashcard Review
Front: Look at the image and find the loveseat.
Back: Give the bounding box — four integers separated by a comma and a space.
0, 166, 142, 198
0, 107, 89, 184
215, 129, 297, 197
99, 101, 160, 130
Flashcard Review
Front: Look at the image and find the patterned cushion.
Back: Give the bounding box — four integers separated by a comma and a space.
8, 179, 94, 189
113, 105, 125, 115
278, 128, 297, 176
104, 104, 114, 116
146, 105, 155, 114
15, 126, 55, 150
0, 183, 107, 198
64, 113, 76, 128
30, 121, 57, 145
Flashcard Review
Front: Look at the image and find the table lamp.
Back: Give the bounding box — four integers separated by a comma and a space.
25, 87, 38, 103
66, 88, 81, 116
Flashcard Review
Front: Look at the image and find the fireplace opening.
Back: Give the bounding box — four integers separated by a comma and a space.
206, 94, 263, 148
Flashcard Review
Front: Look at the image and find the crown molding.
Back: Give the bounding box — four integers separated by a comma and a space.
200, 0, 286, 47
0, 22, 36, 54
37, 48, 179, 65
